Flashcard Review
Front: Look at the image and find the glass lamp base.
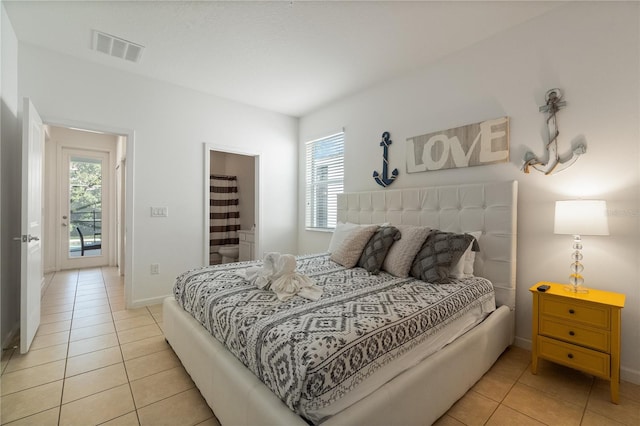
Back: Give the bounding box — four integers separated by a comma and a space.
566, 237, 588, 293
563, 284, 589, 294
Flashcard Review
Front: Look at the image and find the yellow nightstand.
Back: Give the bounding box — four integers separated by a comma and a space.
530, 282, 625, 403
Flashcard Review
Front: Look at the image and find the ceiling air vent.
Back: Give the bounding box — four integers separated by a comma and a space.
92, 30, 144, 63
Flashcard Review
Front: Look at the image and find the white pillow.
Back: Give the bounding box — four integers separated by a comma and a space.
330, 225, 379, 268
382, 225, 432, 278
328, 222, 362, 253
449, 231, 482, 278
328, 222, 389, 253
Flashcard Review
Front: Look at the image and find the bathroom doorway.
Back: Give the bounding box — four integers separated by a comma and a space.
203, 144, 260, 266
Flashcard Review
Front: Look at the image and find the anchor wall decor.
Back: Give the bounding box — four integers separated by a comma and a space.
373, 131, 399, 187
523, 88, 586, 175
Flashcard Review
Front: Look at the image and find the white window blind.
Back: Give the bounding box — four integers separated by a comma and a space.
305, 132, 344, 230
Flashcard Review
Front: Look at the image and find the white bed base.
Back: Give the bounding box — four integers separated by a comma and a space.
164, 180, 518, 425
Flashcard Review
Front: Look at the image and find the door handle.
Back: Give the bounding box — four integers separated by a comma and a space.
13, 235, 39, 242
62, 223, 68, 227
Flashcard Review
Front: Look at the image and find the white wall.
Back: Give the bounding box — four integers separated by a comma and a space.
0, 2, 20, 347
18, 43, 298, 306
1, 0, 3, 349
225, 153, 255, 231
299, 2, 640, 382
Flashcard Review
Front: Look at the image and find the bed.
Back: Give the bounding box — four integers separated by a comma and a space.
164, 180, 518, 425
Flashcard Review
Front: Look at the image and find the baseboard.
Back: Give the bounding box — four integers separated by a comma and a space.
41, 275, 50, 297
130, 294, 170, 308
621, 366, 640, 385
513, 335, 532, 351
2, 322, 20, 350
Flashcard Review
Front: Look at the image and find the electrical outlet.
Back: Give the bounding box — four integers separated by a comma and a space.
150, 263, 159, 274
150, 207, 168, 217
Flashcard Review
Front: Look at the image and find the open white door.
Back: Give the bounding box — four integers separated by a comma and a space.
19, 98, 44, 353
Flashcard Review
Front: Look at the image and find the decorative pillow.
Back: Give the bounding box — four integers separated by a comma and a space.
330, 225, 379, 268
358, 226, 401, 274
328, 222, 390, 253
410, 231, 479, 283
328, 222, 362, 253
449, 231, 482, 279
382, 225, 432, 278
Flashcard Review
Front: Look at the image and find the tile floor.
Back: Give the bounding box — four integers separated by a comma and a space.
1, 267, 218, 426
1, 267, 638, 425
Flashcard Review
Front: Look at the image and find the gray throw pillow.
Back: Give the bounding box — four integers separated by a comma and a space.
358, 226, 401, 274
410, 231, 479, 283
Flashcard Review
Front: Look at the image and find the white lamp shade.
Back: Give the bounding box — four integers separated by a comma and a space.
554, 200, 609, 236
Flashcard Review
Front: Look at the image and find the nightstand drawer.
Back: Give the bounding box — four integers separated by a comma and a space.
540, 297, 609, 329
540, 317, 610, 352
538, 336, 610, 378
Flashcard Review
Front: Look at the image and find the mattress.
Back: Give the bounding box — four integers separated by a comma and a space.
173, 253, 496, 423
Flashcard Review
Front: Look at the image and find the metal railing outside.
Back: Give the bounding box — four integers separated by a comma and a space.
70, 208, 102, 247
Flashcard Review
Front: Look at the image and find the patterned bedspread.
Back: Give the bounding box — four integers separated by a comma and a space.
173, 253, 495, 419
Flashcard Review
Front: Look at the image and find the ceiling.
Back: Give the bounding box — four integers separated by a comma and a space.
4, 1, 562, 117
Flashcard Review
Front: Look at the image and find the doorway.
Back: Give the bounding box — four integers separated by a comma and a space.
44, 125, 123, 272
203, 143, 261, 266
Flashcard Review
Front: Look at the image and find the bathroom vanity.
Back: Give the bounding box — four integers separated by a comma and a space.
238, 230, 255, 261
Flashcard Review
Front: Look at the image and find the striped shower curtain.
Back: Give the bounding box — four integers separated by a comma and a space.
210, 175, 240, 264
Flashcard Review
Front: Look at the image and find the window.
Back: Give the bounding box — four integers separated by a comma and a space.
305, 132, 344, 230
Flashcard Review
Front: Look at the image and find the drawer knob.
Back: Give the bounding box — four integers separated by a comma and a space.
569, 309, 575, 314
567, 353, 574, 359
569, 331, 575, 336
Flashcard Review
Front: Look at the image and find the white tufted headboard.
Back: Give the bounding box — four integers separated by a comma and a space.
337, 180, 518, 309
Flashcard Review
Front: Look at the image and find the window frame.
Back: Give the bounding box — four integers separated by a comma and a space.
305, 132, 344, 231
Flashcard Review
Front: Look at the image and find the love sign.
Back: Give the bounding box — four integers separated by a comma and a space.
406, 117, 509, 172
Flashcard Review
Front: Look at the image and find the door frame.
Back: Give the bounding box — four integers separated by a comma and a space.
45, 117, 135, 308
203, 143, 261, 266
58, 147, 112, 270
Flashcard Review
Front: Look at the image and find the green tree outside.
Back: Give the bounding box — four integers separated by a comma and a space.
69, 157, 102, 246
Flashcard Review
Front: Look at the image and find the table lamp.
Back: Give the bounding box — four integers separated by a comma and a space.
554, 200, 609, 293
